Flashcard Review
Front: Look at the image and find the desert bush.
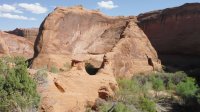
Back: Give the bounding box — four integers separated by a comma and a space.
196, 91, 200, 104
116, 79, 143, 104
34, 68, 48, 85
98, 102, 112, 112
150, 76, 165, 92
98, 102, 131, 112
176, 77, 198, 99
113, 103, 132, 112
166, 78, 177, 91
92, 71, 200, 111
139, 97, 156, 112
0, 56, 40, 112
169, 71, 187, 85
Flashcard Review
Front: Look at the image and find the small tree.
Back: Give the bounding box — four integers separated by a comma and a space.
0, 56, 40, 111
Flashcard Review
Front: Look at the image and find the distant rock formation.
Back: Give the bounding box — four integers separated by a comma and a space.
138, 3, 200, 56
0, 31, 33, 58
7, 28, 39, 43
137, 3, 200, 70
30, 6, 161, 77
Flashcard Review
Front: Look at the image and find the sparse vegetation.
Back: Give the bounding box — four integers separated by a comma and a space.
34, 68, 48, 85
150, 76, 165, 92
50, 66, 59, 73
87, 71, 200, 112
98, 102, 132, 112
139, 97, 156, 112
0, 56, 40, 112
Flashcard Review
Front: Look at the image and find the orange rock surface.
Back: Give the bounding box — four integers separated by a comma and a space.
31, 6, 161, 77
29, 58, 117, 112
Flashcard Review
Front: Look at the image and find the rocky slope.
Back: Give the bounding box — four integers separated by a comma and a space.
137, 3, 200, 69
30, 58, 118, 112
0, 31, 33, 58
30, 6, 161, 77
7, 28, 39, 43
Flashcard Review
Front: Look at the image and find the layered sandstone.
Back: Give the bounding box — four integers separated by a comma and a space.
138, 3, 200, 56
31, 6, 161, 77
0, 31, 33, 58
7, 28, 39, 43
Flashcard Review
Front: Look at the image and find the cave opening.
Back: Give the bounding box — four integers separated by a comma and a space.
85, 63, 99, 75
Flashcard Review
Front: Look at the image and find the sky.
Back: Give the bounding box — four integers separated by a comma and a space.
0, 0, 199, 30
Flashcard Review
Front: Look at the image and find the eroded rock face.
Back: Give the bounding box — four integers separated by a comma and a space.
7, 28, 39, 43
138, 3, 200, 56
31, 6, 161, 77
0, 31, 33, 58
29, 58, 118, 112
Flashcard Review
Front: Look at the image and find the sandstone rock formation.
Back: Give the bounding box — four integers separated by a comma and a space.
29, 57, 118, 112
31, 6, 161, 77
7, 28, 39, 43
0, 31, 33, 58
137, 3, 200, 68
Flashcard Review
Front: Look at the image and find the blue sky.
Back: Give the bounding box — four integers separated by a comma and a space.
0, 0, 199, 30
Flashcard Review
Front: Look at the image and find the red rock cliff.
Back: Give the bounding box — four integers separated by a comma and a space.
31, 6, 161, 77
138, 3, 200, 56
7, 28, 39, 43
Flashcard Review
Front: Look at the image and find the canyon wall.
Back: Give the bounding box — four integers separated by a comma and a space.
138, 3, 200, 56
138, 3, 200, 69
7, 28, 39, 43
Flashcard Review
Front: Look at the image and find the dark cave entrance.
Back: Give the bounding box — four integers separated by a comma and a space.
85, 63, 99, 75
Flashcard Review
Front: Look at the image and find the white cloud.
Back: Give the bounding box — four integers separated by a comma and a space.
0, 4, 23, 13
97, 1, 118, 9
18, 3, 48, 14
0, 12, 36, 20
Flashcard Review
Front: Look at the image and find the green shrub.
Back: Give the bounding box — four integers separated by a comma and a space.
114, 103, 132, 112
116, 79, 143, 104
150, 76, 165, 91
139, 97, 156, 112
176, 77, 198, 99
171, 71, 187, 84
167, 78, 177, 91
196, 91, 200, 104
0, 56, 40, 112
96, 72, 200, 112
50, 66, 59, 73
99, 102, 131, 112
98, 102, 112, 112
